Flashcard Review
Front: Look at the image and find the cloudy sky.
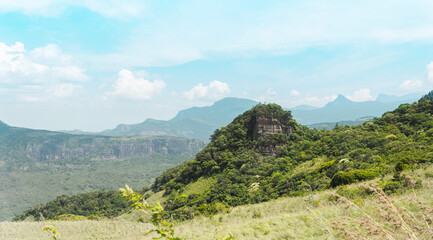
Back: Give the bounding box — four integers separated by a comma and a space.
1, 0, 433, 131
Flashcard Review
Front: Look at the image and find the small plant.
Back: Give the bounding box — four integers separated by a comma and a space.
42, 225, 61, 240
216, 233, 235, 240
252, 211, 262, 219
119, 184, 180, 240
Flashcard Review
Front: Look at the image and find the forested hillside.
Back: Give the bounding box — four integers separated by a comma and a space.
0, 125, 205, 220
14, 91, 433, 222
148, 91, 432, 219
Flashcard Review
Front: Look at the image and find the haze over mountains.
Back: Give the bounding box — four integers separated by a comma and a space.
100, 98, 258, 141
291, 93, 422, 125
89, 92, 423, 141
0, 122, 205, 220
0, 91, 422, 220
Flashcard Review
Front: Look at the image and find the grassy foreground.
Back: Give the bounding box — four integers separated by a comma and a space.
2, 168, 433, 240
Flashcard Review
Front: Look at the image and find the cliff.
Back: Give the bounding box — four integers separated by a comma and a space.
23, 136, 203, 162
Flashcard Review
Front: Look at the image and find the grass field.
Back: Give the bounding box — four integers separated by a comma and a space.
2, 167, 433, 240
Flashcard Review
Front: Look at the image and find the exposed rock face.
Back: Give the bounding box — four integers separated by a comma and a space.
253, 118, 284, 140
252, 117, 293, 156
24, 136, 205, 162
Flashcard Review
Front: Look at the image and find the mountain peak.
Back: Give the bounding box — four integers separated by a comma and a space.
212, 97, 258, 106
325, 94, 352, 107
335, 94, 351, 102
0, 120, 8, 129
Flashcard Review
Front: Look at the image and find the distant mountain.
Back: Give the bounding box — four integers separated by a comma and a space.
291, 93, 423, 125
290, 104, 318, 111
0, 123, 205, 220
376, 93, 421, 103
69, 93, 424, 141
307, 116, 375, 130
101, 97, 258, 141
141, 92, 433, 221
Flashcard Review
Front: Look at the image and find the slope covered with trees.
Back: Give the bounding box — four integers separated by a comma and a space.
0, 125, 205, 220
148, 92, 432, 219
14, 91, 433, 221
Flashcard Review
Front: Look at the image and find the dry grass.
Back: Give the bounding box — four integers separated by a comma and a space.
2, 167, 433, 240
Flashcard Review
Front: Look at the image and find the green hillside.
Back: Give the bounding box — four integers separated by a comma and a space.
13, 91, 433, 225
147, 92, 432, 219
0, 125, 205, 221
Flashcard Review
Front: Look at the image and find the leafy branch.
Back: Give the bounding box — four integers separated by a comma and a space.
119, 184, 180, 240
42, 225, 61, 240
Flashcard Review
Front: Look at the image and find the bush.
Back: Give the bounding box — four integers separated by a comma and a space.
252, 211, 262, 219
336, 185, 376, 199
330, 169, 380, 187
381, 181, 403, 194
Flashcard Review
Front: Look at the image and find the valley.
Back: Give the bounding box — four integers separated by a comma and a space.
0, 124, 205, 220
5, 91, 433, 240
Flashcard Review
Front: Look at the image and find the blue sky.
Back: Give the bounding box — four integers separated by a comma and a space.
1, 0, 433, 131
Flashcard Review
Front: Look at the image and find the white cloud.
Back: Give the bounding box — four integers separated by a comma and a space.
17, 83, 82, 102
49, 83, 82, 97
28, 44, 72, 64
111, 0, 433, 67
183, 81, 230, 100
0, 42, 45, 79
292, 95, 338, 107
0, 42, 88, 102
257, 88, 277, 103
346, 88, 375, 102
289, 89, 301, 97
0, 0, 146, 19
51, 66, 88, 82
427, 62, 433, 83
0, 42, 88, 83
399, 79, 423, 92
111, 69, 166, 100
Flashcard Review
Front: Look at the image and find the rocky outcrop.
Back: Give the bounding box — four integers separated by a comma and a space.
253, 118, 284, 140
252, 117, 293, 156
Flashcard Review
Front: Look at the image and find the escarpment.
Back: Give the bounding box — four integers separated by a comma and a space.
252, 116, 293, 156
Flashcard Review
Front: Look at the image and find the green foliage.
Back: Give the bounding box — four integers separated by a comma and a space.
14, 190, 130, 221
216, 233, 235, 240
0, 117, 204, 221
52, 214, 88, 221
381, 181, 403, 194
330, 169, 381, 188
4, 154, 193, 221
42, 225, 61, 240
148, 94, 433, 219
119, 185, 180, 240
419, 90, 433, 102
16, 91, 433, 226
335, 185, 376, 200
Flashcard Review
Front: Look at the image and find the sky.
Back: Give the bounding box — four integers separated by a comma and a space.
1, 0, 433, 131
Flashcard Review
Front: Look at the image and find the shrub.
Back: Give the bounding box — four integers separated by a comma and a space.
330, 169, 380, 187
381, 181, 403, 194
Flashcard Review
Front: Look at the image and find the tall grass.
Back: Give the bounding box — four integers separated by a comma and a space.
2, 168, 432, 240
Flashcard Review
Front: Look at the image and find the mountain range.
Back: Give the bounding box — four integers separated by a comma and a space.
98, 97, 259, 141
0, 122, 205, 220
291, 93, 422, 125
16, 90, 433, 225
80, 92, 423, 141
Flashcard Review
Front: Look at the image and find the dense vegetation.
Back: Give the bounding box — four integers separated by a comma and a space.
13, 191, 129, 221
13, 91, 433, 222
147, 93, 432, 220
7, 154, 190, 221
0, 123, 204, 220
4, 166, 433, 239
